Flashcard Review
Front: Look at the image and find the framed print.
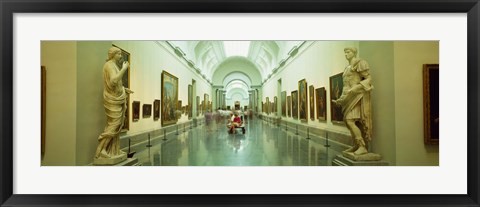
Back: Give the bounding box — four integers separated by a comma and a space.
3, 1, 480, 207
287, 95, 291, 117
161, 70, 178, 126
266, 97, 270, 114
153, 99, 160, 120
196, 96, 200, 116
41, 66, 46, 159
204, 93, 209, 112
132, 101, 140, 122
274, 96, 277, 114
423, 64, 439, 145
188, 84, 193, 119
142, 104, 152, 118
316, 87, 327, 121
281, 91, 286, 117
330, 72, 344, 123
309, 85, 315, 121
112, 44, 131, 131
298, 79, 308, 122
291, 90, 298, 119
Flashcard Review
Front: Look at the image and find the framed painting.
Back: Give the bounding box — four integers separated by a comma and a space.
41, 66, 46, 159
291, 90, 298, 119
281, 91, 286, 117
423, 64, 439, 145
298, 79, 308, 122
330, 72, 344, 123
266, 97, 270, 114
196, 96, 200, 116
309, 85, 315, 121
287, 95, 291, 117
316, 87, 327, 121
153, 99, 160, 121
112, 44, 131, 131
142, 104, 152, 118
204, 93, 209, 112
161, 70, 178, 126
132, 101, 140, 122
274, 96, 277, 114
188, 84, 192, 119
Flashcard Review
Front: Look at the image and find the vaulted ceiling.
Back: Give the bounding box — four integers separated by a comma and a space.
168, 41, 304, 99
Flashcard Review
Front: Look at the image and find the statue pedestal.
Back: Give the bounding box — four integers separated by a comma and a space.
332, 154, 389, 166
342, 151, 382, 161
93, 153, 127, 166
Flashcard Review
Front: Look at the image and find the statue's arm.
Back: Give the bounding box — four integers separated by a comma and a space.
358, 70, 373, 91
106, 62, 129, 85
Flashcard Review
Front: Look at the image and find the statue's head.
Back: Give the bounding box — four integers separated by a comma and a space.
107, 47, 122, 62
344, 47, 358, 59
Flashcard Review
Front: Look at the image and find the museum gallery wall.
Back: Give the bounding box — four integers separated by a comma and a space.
40, 40, 439, 166
40, 41, 211, 166
260, 41, 439, 166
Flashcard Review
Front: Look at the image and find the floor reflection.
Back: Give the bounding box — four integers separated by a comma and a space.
136, 117, 340, 166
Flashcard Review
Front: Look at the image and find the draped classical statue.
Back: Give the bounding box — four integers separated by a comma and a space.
93, 47, 133, 165
332, 47, 373, 156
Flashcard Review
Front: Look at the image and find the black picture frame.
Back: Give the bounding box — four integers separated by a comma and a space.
1, 1, 479, 207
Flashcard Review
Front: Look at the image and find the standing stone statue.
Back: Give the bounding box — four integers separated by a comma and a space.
332, 47, 377, 159
93, 47, 134, 165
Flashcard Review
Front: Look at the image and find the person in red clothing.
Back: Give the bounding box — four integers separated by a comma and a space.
229, 113, 242, 134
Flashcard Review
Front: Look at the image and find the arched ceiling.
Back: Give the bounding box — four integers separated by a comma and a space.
168, 41, 304, 100
168, 41, 304, 82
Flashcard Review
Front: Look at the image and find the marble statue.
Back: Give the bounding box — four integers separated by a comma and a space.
332, 47, 375, 157
94, 47, 134, 165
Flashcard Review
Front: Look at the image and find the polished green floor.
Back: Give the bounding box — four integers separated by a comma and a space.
138, 117, 340, 166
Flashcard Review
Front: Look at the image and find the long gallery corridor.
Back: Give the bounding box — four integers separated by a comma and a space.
136, 116, 339, 166
40, 40, 439, 167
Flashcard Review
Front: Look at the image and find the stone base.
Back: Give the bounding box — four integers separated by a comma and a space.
342, 151, 382, 161
93, 153, 127, 165
332, 154, 389, 166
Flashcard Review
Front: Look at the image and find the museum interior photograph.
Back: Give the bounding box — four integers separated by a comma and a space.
40, 40, 439, 166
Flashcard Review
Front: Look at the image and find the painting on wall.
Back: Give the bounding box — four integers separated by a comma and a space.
161, 71, 179, 126
142, 104, 152, 118
132, 101, 140, 122
309, 85, 315, 121
204, 93, 209, 113
266, 97, 270, 114
153, 99, 160, 120
330, 72, 344, 123
287, 95, 291, 117
291, 90, 298, 119
41, 66, 46, 159
188, 84, 192, 119
315, 87, 327, 121
298, 79, 308, 122
196, 96, 200, 116
274, 96, 277, 114
113, 45, 131, 131
281, 91, 286, 117
423, 64, 439, 145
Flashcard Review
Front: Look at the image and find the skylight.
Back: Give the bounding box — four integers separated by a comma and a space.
223, 41, 250, 57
